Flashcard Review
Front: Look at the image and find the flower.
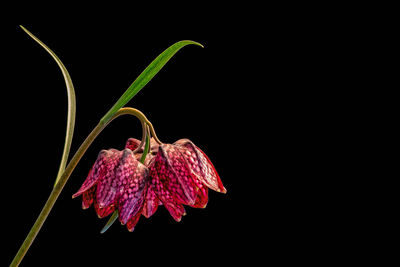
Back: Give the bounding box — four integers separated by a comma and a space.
72, 146, 149, 231
147, 139, 226, 222
73, 138, 226, 231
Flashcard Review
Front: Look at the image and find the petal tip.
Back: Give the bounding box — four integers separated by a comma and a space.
72, 192, 81, 199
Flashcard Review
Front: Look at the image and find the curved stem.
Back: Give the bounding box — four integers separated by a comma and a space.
115, 108, 162, 144
146, 120, 162, 145
10, 107, 154, 267
133, 120, 147, 153
139, 125, 151, 163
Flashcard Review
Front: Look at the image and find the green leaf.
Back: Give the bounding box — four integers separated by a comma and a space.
100, 211, 119, 234
100, 40, 203, 124
19, 26, 77, 187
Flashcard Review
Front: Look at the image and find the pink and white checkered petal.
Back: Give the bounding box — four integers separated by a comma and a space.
158, 145, 197, 205
114, 149, 139, 198
125, 138, 141, 151
149, 163, 186, 222
73, 150, 110, 198
118, 161, 149, 225
174, 139, 202, 175
96, 149, 124, 208
196, 147, 226, 193
175, 139, 226, 193
142, 185, 160, 218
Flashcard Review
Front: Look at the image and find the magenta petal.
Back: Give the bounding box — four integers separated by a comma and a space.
164, 201, 186, 222
96, 149, 124, 208
94, 197, 116, 218
191, 181, 208, 208
197, 148, 226, 193
73, 150, 110, 198
149, 163, 186, 222
157, 144, 198, 205
82, 185, 95, 209
175, 139, 226, 193
127, 212, 141, 232
117, 150, 149, 225
142, 185, 159, 218
125, 138, 141, 151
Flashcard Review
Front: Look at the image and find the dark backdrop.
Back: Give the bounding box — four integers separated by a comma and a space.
1, 6, 333, 266
1, 19, 268, 266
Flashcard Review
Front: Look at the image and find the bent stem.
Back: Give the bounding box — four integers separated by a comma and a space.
10, 108, 158, 267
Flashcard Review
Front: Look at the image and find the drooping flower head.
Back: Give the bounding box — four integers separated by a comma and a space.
72, 146, 149, 231
148, 139, 226, 221
73, 137, 226, 231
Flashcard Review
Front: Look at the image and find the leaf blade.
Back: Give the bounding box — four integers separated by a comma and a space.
19, 25, 77, 187
100, 40, 203, 124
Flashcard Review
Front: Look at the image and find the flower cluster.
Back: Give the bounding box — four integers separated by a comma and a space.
73, 138, 226, 231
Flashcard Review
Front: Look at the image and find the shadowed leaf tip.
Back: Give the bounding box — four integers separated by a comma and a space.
182, 40, 204, 48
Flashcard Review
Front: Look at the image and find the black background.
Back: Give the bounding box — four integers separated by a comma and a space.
0, 5, 335, 266
1, 12, 272, 267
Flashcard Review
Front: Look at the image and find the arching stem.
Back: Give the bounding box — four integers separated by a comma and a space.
10, 107, 158, 267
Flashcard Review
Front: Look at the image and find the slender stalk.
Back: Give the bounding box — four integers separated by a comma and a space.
10, 107, 155, 267
139, 125, 151, 163
133, 121, 147, 153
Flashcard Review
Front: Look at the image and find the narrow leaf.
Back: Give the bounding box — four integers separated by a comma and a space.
100, 40, 203, 124
100, 211, 119, 234
19, 25, 77, 187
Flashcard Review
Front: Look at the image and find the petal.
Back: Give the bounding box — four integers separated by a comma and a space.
157, 144, 198, 205
125, 138, 141, 151
117, 151, 149, 225
192, 182, 208, 209
96, 149, 124, 208
73, 150, 110, 198
149, 162, 186, 222
127, 212, 142, 232
142, 185, 160, 218
149, 138, 160, 156
197, 148, 226, 193
94, 198, 116, 218
164, 200, 186, 222
82, 184, 95, 209
174, 139, 226, 193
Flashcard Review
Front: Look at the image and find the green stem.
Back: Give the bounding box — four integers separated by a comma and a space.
10, 107, 153, 267
140, 125, 151, 163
